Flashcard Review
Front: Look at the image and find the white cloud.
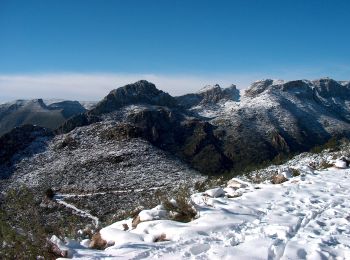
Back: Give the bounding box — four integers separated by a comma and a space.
0, 72, 261, 102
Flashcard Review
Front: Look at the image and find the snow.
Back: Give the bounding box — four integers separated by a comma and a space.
57, 163, 350, 259
138, 206, 168, 222
204, 187, 225, 197
335, 159, 347, 169
55, 197, 99, 227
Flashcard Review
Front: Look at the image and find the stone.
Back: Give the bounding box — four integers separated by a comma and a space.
271, 174, 288, 184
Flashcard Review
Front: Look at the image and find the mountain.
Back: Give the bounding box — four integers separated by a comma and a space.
57, 78, 350, 174
1, 78, 350, 247
187, 78, 350, 171
0, 99, 87, 136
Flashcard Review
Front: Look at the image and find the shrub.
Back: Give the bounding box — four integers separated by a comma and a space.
319, 160, 334, 169
310, 137, 344, 154
0, 187, 55, 259
160, 186, 197, 223
290, 168, 301, 177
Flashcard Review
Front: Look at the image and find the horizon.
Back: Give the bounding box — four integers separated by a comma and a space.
0, 75, 347, 104
1, 0, 350, 102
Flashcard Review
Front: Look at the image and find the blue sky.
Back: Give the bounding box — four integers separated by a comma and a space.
0, 0, 349, 101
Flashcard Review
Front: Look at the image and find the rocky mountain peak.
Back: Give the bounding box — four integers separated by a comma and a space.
197, 84, 222, 94
176, 84, 240, 108
199, 84, 240, 104
91, 80, 177, 115
245, 79, 275, 97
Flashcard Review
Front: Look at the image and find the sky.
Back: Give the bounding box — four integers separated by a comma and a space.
0, 0, 350, 102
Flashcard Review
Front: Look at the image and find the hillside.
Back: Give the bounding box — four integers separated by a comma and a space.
50, 144, 350, 259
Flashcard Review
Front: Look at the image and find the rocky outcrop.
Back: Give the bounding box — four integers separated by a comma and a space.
245, 79, 275, 97
92, 80, 177, 115
176, 84, 239, 108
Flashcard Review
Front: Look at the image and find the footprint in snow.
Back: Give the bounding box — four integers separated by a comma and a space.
189, 244, 210, 255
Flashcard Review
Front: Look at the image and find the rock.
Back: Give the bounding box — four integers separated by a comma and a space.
122, 223, 129, 231
47, 239, 68, 258
49, 235, 71, 258
271, 174, 288, 184
154, 233, 169, 242
92, 80, 177, 115
89, 232, 107, 249
227, 179, 248, 189
132, 215, 141, 229
204, 187, 225, 198
224, 187, 242, 198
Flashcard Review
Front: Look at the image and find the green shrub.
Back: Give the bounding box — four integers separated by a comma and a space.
310, 137, 344, 154
290, 168, 301, 177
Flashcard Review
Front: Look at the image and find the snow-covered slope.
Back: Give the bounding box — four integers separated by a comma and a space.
53, 153, 350, 259
0, 116, 204, 225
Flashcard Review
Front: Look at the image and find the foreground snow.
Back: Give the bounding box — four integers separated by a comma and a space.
57, 167, 350, 259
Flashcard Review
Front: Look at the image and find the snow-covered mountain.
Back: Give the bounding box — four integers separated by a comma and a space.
55, 78, 350, 175
1, 78, 350, 258
186, 78, 350, 172
0, 99, 87, 136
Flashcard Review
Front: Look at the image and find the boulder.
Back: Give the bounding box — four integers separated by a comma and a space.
271, 174, 288, 184
227, 179, 248, 189
89, 232, 107, 250
224, 187, 242, 198
204, 187, 225, 198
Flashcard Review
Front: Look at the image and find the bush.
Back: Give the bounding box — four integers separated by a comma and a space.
310, 137, 344, 154
160, 186, 197, 223
290, 168, 300, 177
319, 160, 334, 169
